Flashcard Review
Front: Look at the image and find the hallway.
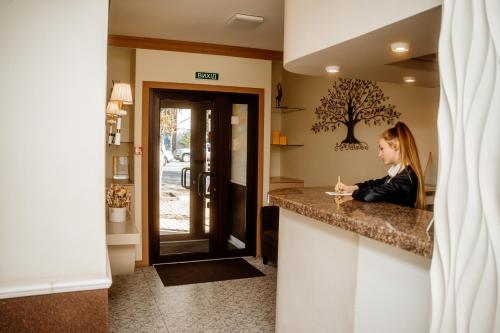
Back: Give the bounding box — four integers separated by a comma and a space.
108, 257, 276, 332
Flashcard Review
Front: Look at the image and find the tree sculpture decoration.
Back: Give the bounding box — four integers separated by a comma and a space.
311, 78, 400, 151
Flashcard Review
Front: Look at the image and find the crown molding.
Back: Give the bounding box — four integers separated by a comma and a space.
108, 35, 283, 61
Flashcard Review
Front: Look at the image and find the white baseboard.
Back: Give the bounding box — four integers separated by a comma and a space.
0, 249, 113, 300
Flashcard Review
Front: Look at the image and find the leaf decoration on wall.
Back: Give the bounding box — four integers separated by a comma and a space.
311, 78, 401, 151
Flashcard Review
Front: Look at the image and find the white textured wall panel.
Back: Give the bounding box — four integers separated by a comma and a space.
430, 0, 500, 331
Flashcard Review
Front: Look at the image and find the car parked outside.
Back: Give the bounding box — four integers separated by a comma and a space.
173, 148, 191, 162
173, 143, 210, 162
161, 145, 174, 165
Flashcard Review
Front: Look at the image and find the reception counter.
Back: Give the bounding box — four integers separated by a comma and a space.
268, 187, 433, 333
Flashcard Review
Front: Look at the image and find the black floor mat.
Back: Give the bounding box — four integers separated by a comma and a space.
154, 258, 265, 286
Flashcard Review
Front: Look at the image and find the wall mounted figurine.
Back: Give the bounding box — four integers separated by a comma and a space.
276, 83, 283, 107
311, 78, 400, 151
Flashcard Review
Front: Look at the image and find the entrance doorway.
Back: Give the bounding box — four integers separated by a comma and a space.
148, 89, 259, 263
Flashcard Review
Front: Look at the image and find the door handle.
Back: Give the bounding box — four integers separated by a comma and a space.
181, 167, 190, 189
197, 171, 212, 198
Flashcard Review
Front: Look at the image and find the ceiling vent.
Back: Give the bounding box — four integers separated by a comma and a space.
226, 13, 264, 28
388, 53, 438, 72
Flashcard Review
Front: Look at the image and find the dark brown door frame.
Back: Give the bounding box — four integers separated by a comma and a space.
138, 82, 264, 267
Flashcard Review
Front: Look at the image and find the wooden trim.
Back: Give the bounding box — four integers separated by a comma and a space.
108, 35, 283, 61
135, 82, 151, 268
140, 81, 265, 266
256, 89, 264, 257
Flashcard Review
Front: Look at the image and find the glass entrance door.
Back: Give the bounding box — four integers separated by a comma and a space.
149, 89, 258, 263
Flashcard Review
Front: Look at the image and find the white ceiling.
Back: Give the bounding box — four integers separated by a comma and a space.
109, 1, 440, 87
284, 7, 442, 87
109, 0, 284, 51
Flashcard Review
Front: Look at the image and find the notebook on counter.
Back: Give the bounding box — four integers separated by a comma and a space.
325, 191, 353, 196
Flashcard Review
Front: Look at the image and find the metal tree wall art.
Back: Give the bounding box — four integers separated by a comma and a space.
311, 78, 400, 151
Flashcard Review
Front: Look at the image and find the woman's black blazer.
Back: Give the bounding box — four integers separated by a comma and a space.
352, 166, 418, 208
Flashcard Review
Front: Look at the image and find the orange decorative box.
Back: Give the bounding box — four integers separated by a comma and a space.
272, 130, 280, 144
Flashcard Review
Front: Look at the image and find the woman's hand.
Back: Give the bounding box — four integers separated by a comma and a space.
335, 182, 359, 193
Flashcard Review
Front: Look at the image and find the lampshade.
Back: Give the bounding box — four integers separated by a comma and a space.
106, 101, 120, 115
110, 83, 133, 105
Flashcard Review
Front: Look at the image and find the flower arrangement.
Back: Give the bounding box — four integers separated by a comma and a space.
106, 184, 131, 208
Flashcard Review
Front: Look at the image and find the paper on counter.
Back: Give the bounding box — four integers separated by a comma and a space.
325, 191, 353, 196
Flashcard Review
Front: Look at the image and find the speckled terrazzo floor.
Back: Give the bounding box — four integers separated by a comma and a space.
108, 257, 277, 333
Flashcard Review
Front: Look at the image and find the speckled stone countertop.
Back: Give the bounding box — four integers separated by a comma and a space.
268, 187, 434, 258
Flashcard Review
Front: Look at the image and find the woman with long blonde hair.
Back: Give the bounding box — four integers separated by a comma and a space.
336, 122, 426, 209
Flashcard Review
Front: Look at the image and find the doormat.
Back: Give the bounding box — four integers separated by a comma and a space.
154, 258, 265, 287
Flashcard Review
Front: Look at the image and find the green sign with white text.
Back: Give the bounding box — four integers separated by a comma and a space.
195, 72, 219, 80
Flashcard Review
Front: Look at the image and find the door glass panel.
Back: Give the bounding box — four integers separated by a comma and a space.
228, 104, 248, 250
159, 108, 191, 237
158, 104, 209, 256
204, 109, 211, 234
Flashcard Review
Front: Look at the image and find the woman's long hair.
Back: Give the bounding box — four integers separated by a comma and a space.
382, 122, 425, 209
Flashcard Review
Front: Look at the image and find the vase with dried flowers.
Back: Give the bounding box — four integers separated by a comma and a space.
106, 184, 131, 223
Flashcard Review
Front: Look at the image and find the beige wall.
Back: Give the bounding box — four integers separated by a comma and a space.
106, 47, 136, 180
279, 71, 439, 187
0, 0, 109, 297
134, 49, 272, 260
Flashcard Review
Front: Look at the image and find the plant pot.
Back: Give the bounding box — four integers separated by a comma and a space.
109, 207, 126, 223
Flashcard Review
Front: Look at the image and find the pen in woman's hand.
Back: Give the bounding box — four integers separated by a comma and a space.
336, 176, 342, 192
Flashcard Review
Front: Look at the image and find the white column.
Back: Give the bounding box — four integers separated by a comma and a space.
430, 0, 500, 331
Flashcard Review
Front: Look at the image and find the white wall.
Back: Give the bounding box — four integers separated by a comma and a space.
134, 49, 272, 260
284, 0, 441, 65
279, 72, 439, 187
0, 1, 109, 297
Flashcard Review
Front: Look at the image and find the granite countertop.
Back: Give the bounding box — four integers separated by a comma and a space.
268, 187, 434, 258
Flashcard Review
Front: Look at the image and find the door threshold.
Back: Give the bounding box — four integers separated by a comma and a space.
160, 239, 208, 244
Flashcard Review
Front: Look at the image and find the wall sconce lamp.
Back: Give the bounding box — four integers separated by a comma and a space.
110, 83, 133, 108
107, 82, 133, 146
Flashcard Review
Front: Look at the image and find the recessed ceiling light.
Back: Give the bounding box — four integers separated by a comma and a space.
226, 13, 264, 25
391, 42, 410, 53
403, 76, 416, 83
325, 65, 340, 73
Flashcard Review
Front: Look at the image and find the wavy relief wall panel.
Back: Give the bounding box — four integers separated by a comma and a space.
430, 0, 500, 332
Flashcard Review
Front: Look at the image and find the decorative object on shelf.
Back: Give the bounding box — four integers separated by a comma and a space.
311, 78, 400, 151
279, 135, 287, 145
106, 184, 131, 223
112, 156, 129, 180
276, 83, 283, 107
272, 130, 280, 144
106, 82, 133, 146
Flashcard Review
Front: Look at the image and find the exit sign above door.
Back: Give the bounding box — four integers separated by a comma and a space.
195, 72, 219, 80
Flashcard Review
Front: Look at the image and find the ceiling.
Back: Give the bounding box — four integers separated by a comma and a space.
109, 0, 284, 51
109, 1, 440, 87
284, 6, 442, 87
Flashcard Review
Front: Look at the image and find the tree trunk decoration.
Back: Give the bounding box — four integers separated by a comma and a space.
311, 78, 401, 151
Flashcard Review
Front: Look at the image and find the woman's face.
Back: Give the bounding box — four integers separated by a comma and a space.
378, 138, 400, 165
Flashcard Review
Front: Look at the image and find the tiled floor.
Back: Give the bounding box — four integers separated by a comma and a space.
108, 257, 277, 333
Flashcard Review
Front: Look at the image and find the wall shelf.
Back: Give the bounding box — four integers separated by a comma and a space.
270, 176, 304, 184
272, 106, 305, 114
271, 144, 304, 147
269, 176, 304, 191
